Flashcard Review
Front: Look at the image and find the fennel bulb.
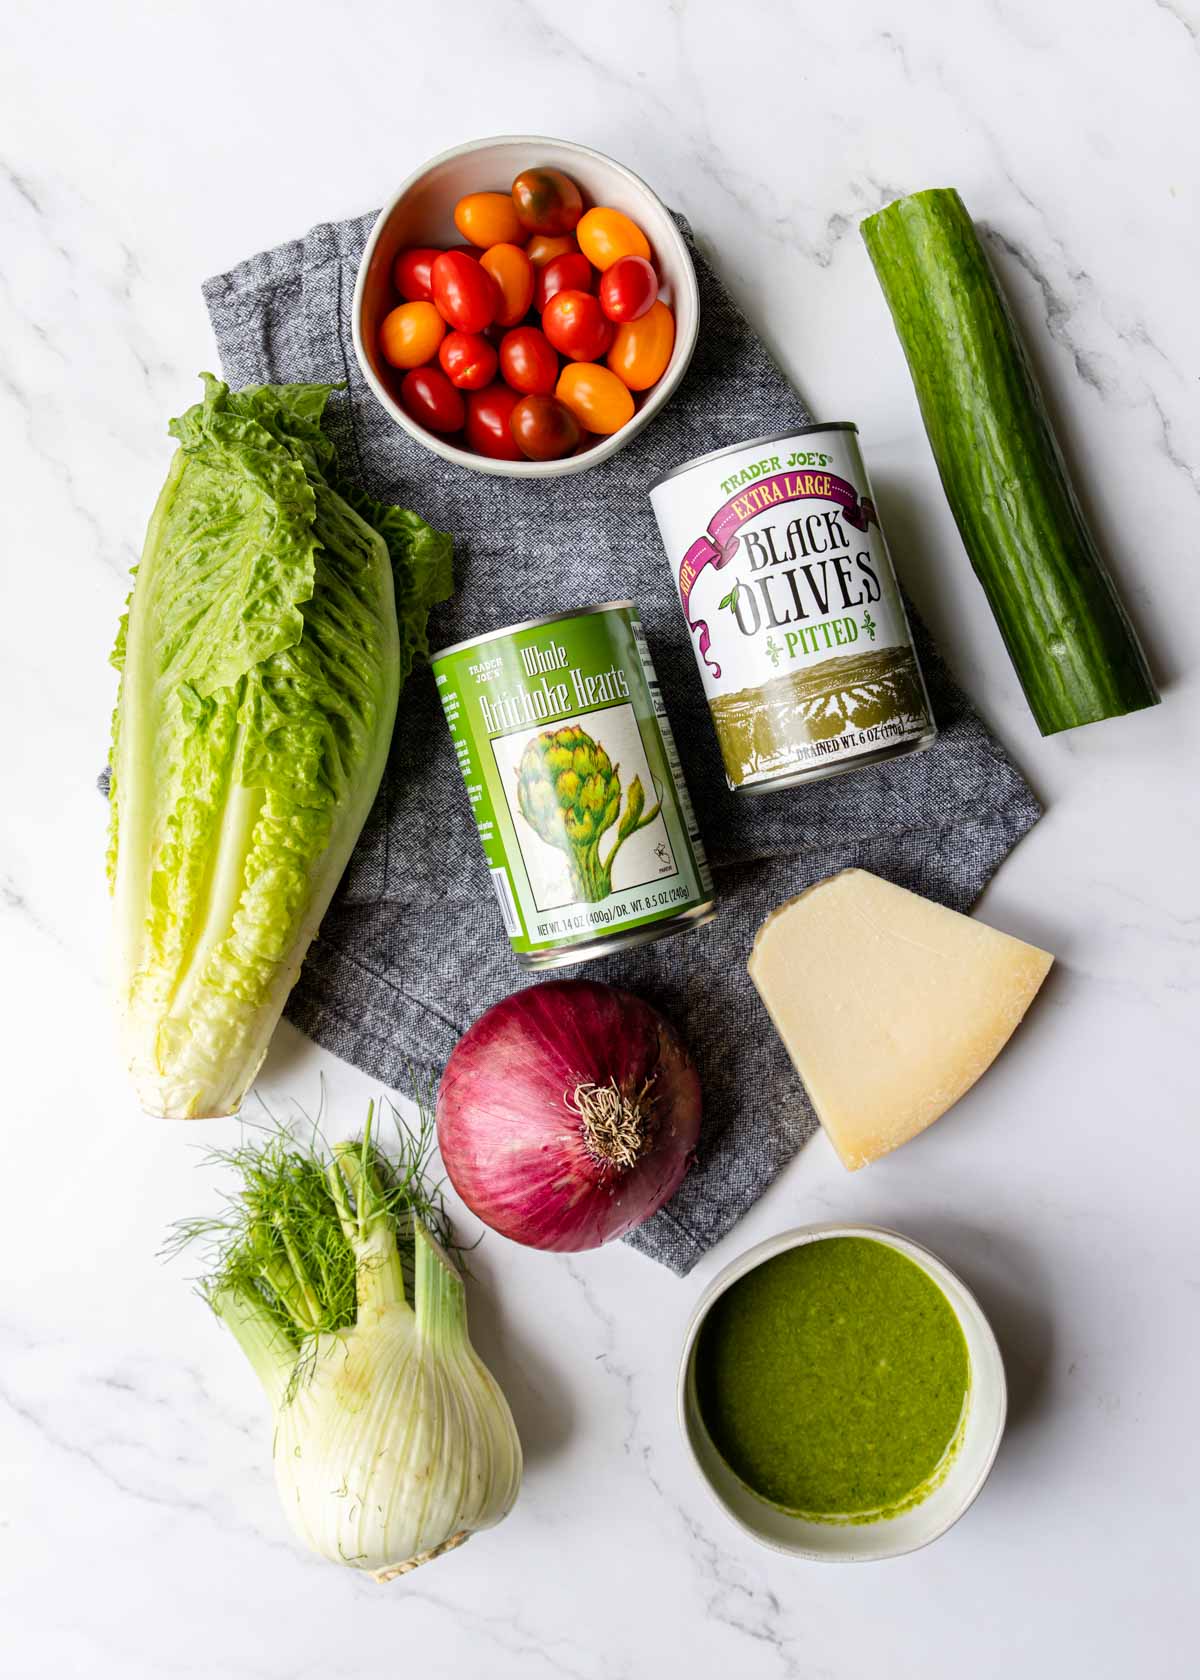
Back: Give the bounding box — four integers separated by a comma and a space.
109, 376, 452, 1118
174, 1108, 521, 1578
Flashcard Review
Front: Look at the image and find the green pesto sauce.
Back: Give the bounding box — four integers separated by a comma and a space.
694, 1237, 970, 1520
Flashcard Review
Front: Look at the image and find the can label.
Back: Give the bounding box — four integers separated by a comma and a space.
651, 426, 935, 790
432, 604, 713, 962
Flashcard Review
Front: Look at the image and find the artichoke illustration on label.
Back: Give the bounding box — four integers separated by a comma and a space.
516, 725, 663, 903
431, 603, 714, 970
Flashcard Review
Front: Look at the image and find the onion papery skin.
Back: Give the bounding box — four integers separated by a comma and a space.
436, 980, 702, 1251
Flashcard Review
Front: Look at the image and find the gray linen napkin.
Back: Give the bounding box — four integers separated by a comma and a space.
201, 211, 1040, 1274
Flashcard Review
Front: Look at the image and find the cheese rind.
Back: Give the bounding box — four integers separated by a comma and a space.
748, 869, 1053, 1170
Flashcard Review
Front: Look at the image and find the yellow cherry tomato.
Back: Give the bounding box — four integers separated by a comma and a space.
556, 362, 635, 435
378, 300, 446, 369
454, 191, 525, 249
479, 242, 535, 328
576, 206, 651, 271
607, 300, 674, 391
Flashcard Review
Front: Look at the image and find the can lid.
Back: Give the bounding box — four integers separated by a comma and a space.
647, 423, 860, 491
431, 600, 636, 662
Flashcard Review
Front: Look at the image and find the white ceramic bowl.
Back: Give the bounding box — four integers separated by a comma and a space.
678, 1223, 1007, 1562
352, 135, 699, 478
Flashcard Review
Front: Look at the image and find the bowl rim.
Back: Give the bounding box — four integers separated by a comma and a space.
676, 1221, 1009, 1563
351, 133, 700, 479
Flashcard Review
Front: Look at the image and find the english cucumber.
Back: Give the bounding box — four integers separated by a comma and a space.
861, 188, 1158, 736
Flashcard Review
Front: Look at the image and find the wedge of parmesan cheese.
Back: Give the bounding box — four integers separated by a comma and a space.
748, 869, 1053, 1170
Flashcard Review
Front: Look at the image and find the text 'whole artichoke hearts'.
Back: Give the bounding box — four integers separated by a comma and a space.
477, 652, 630, 732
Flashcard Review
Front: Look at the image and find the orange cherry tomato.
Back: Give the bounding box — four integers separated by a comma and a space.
378, 300, 446, 369
431, 250, 500, 333
499, 326, 559, 396
511, 168, 584, 236
438, 330, 498, 391
510, 394, 582, 461
479, 243, 535, 329
525, 233, 577, 268
555, 362, 635, 435
599, 255, 658, 322
392, 246, 442, 302
576, 207, 651, 271
453, 191, 525, 249
542, 290, 614, 362
607, 300, 675, 391
465, 383, 524, 461
534, 251, 594, 313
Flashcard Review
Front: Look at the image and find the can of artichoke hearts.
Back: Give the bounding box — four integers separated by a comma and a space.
650, 424, 937, 792
432, 602, 716, 970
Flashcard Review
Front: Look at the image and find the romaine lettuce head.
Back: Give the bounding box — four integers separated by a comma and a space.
109, 375, 451, 1118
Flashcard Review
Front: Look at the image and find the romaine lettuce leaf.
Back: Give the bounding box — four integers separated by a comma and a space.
110, 375, 451, 1118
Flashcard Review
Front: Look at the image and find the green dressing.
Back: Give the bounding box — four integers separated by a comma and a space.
694, 1237, 970, 1521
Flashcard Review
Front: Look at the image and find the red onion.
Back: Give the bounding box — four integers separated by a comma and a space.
436, 979, 701, 1251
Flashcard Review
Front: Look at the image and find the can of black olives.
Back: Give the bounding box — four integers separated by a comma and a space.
431, 602, 716, 969
650, 424, 937, 793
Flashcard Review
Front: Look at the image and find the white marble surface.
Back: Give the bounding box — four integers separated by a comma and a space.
2, 1, 1198, 1675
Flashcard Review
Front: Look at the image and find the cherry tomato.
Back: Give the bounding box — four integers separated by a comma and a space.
431, 250, 500, 333
525, 233, 577, 268
454, 191, 525, 249
510, 394, 582, 461
465, 383, 524, 461
479, 243, 535, 329
392, 246, 442, 302
599, 255, 658, 322
511, 167, 584, 236
534, 251, 594, 313
499, 326, 559, 396
576, 206, 651, 271
556, 363, 635, 435
541, 290, 614, 362
378, 300, 445, 369
400, 367, 465, 433
607, 299, 675, 391
438, 330, 498, 391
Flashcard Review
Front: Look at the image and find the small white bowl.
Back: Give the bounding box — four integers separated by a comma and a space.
352, 135, 699, 478
678, 1223, 1007, 1562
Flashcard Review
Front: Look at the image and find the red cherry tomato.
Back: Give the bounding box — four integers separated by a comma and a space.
510, 395, 583, 461
511, 168, 584, 236
392, 246, 442, 303
400, 367, 465, 434
479, 243, 535, 328
465, 383, 524, 460
541, 290, 614, 362
431, 250, 500, 332
534, 251, 594, 313
598, 255, 658, 322
499, 326, 559, 396
438, 330, 498, 391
